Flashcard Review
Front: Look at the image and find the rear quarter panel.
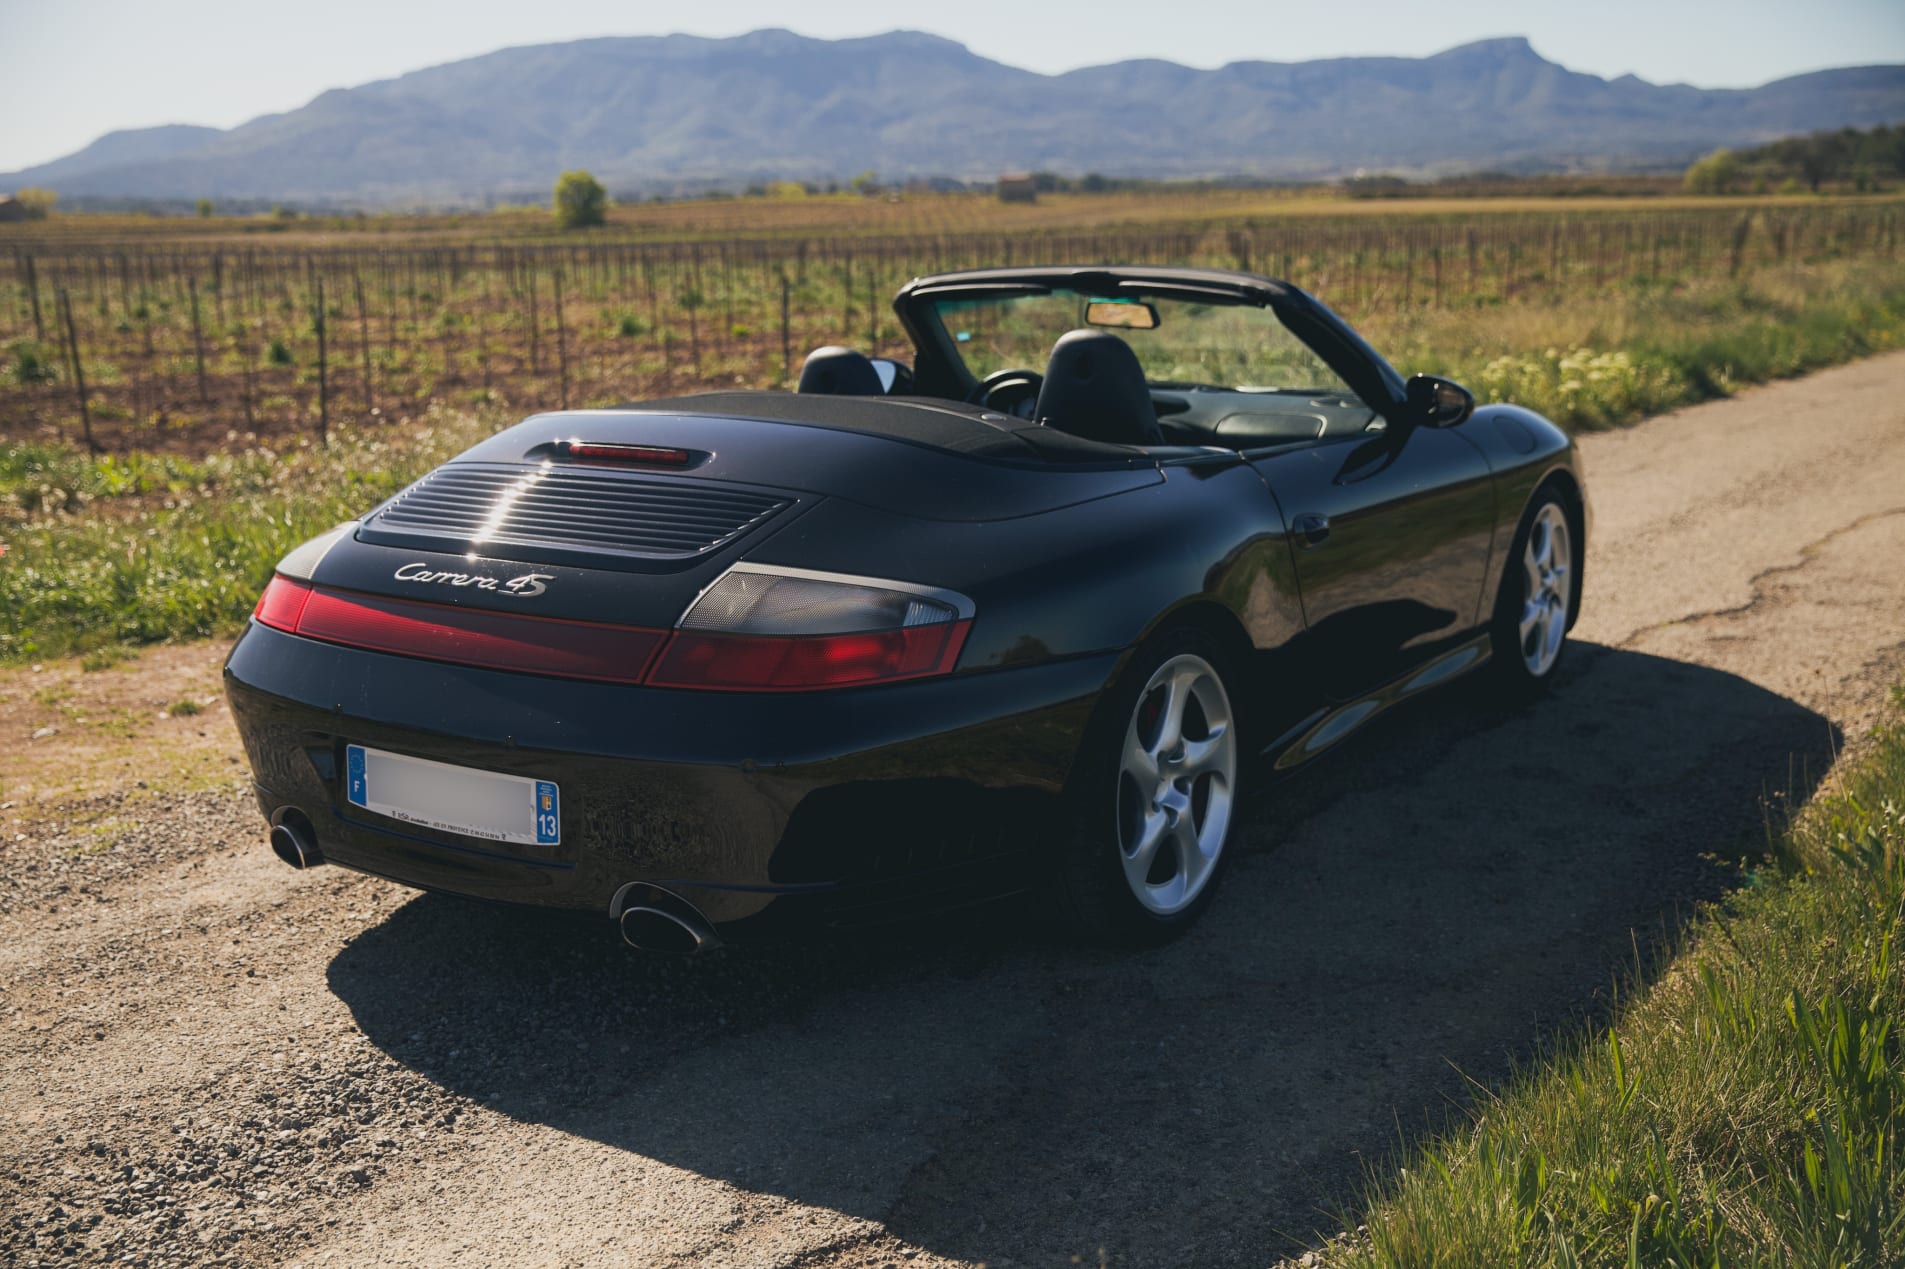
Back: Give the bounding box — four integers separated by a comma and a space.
745, 453, 1303, 674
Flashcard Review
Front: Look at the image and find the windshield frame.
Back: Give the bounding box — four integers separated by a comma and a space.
924, 289, 1356, 399
893, 267, 1408, 425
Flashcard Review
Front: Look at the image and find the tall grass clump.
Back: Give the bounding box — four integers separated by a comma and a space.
0, 406, 496, 661
1315, 692, 1905, 1268
1374, 261, 1905, 432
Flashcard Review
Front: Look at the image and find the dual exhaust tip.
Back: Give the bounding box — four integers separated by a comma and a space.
266, 811, 718, 954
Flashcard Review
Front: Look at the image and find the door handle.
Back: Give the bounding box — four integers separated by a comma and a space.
1293, 513, 1331, 547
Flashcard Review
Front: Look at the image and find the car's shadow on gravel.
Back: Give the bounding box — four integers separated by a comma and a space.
327, 643, 1838, 1265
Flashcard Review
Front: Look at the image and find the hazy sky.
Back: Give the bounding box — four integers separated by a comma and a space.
3, 0, 1902, 173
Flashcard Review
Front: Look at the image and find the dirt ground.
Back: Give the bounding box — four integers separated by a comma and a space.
4, 351, 1905, 1268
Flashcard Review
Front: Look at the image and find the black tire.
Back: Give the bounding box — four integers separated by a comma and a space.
1055, 627, 1244, 946
1487, 485, 1578, 696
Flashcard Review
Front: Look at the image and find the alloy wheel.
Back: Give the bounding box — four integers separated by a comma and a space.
1115, 652, 1237, 915
1520, 502, 1572, 677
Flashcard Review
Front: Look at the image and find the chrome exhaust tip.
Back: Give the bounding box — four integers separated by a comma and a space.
619, 906, 716, 954
613, 883, 720, 954
268, 810, 324, 869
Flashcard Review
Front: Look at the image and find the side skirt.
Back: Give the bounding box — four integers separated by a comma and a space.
1262, 632, 1494, 771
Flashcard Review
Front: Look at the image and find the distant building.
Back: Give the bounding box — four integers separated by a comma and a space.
0, 195, 28, 223
996, 174, 1037, 204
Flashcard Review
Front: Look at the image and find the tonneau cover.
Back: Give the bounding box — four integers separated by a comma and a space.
622, 391, 1152, 465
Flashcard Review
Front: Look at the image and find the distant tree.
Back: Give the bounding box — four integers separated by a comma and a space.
195, 197, 214, 218
1723, 124, 1903, 195
13, 188, 57, 219
553, 170, 608, 228
849, 170, 879, 195
1683, 148, 1742, 195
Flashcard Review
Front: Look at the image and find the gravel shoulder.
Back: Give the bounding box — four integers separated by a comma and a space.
5, 352, 1905, 1268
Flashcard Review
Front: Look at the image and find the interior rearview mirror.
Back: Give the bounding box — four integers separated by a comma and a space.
1406, 374, 1475, 427
1085, 300, 1160, 330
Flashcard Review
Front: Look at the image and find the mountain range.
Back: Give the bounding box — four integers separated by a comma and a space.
7, 30, 1903, 207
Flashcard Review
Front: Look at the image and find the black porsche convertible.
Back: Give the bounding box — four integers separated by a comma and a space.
225, 265, 1587, 949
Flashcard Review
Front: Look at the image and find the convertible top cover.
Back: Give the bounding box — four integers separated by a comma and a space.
628, 391, 1152, 464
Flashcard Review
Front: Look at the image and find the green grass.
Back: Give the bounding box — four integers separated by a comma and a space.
1314, 691, 1905, 1268
0, 406, 494, 661
2, 261, 1902, 664
1374, 262, 1905, 432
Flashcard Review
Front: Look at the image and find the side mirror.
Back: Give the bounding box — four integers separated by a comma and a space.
867, 358, 915, 394
1405, 374, 1475, 427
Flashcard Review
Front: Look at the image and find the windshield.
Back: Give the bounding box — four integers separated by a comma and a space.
928, 290, 1355, 396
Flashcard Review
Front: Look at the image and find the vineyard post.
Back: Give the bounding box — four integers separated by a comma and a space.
527, 265, 541, 375
188, 275, 209, 405
780, 272, 792, 378
353, 271, 374, 418
23, 254, 44, 341
313, 275, 329, 447
55, 287, 100, 454
235, 325, 256, 431
693, 289, 708, 377
554, 269, 571, 410
841, 252, 852, 341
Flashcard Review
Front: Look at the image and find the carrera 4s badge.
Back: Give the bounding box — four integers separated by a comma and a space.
392, 562, 554, 598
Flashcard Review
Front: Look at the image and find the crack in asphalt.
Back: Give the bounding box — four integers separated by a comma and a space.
1620, 504, 1905, 645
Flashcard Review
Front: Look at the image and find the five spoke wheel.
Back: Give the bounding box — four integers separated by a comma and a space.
1116, 652, 1237, 916
1519, 502, 1572, 677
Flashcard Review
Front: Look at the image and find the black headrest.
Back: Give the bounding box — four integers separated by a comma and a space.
1033, 330, 1161, 446
797, 346, 885, 396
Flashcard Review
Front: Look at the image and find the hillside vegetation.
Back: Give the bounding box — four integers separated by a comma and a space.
1687, 123, 1905, 195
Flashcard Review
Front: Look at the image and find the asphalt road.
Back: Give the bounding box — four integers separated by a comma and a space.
5, 352, 1905, 1268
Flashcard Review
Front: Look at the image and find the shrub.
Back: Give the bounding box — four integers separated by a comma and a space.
552, 170, 608, 229
265, 338, 292, 366
8, 340, 57, 385
11, 188, 56, 219
1684, 149, 1743, 195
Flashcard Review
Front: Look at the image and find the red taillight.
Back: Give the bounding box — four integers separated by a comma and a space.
253, 575, 665, 684
248, 566, 972, 691
647, 621, 970, 691
560, 442, 694, 466
254, 575, 313, 632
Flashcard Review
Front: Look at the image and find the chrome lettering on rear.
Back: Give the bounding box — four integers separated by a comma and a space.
393, 562, 554, 598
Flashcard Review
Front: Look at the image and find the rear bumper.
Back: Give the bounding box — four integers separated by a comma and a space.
223, 622, 1110, 932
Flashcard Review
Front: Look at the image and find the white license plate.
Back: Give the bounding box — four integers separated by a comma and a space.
345, 745, 559, 846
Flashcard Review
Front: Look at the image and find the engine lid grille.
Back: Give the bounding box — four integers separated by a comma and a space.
359, 464, 791, 562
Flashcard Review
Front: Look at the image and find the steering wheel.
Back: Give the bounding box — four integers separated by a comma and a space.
968, 368, 1044, 420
